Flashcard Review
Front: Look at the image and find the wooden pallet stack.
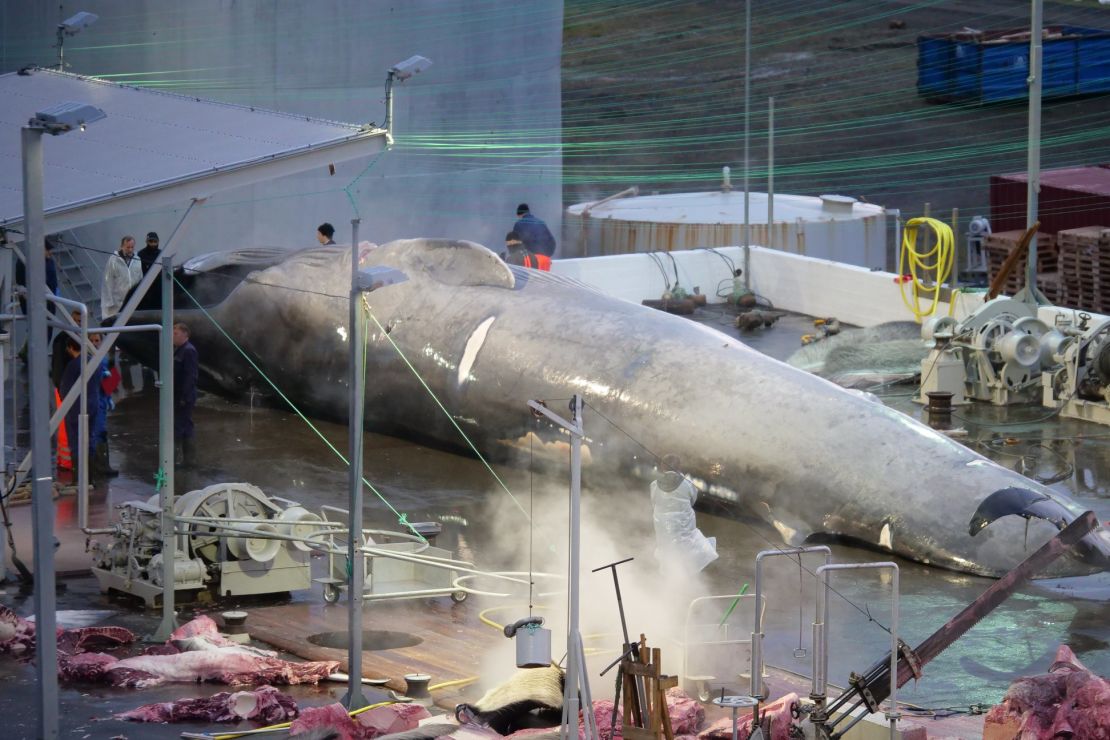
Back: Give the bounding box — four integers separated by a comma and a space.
984, 230, 1060, 301
1056, 226, 1110, 312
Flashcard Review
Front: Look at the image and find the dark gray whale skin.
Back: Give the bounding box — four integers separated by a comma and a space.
119, 239, 1110, 578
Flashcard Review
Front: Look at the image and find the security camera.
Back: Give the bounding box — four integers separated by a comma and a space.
60, 11, 98, 36
389, 55, 432, 82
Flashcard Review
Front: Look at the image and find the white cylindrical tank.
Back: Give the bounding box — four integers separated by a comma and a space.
566, 190, 888, 268
0, 2, 562, 262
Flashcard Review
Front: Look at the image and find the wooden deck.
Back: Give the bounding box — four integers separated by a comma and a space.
244, 598, 502, 708
244, 602, 985, 737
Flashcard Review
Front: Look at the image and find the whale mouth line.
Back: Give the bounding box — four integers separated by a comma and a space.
968, 487, 1069, 537
970, 487, 1110, 572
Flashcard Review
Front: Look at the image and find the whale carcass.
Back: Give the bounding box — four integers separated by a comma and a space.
119, 239, 1110, 577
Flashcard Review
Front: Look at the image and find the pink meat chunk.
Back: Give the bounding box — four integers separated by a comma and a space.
58, 652, 120, 683
0, 605, 36, 655
59, 648, 337, 688
110, 650, 339, 686
984, 644, 1110, 740
56, 625, 136, 655
116, 685, 299, 724
170, 615, 221, 640
590, 687, 705, 740
1, 604, 135, 656
290, 703, 431, 739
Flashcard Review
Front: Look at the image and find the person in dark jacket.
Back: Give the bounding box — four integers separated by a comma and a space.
173, 322, 199, 467
137, 232, 161, 275
513, 203, 556, 258
59, 337, 101, 483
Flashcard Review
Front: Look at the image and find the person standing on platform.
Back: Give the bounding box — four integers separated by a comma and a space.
173, 322, 199, 467
137, 232, 161, 275
513, 203, 556, 258
59, 337, 102, 483
101, 235, 142, 320
52, 309, 84, 476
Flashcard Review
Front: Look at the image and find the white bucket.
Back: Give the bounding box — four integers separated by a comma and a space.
516, 625, 552, 668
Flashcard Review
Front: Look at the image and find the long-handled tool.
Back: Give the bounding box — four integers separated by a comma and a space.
594, 557, 645, 734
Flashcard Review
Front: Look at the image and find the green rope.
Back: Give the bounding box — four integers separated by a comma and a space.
172, 275, 424, 541
360, 294, 529, 520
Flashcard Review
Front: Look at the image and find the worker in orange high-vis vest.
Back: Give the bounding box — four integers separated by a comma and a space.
502, 231, 551, 271
523, 252, 551, 271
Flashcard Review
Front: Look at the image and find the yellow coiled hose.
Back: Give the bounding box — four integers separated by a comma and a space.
899, 217, 954, 322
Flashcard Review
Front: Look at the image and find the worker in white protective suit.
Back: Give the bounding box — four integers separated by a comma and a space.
650, 455, 718, 576
100, 235, 142, 320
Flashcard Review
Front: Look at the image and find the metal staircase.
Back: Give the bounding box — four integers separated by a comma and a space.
50, 231, 101, 317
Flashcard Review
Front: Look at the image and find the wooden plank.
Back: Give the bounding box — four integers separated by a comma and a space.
242, 600, 502, 708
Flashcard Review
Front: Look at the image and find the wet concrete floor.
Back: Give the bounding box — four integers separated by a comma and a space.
1, 303, 1109, 738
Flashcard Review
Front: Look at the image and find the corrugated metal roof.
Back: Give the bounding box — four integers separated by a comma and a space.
0, 68, 387, 232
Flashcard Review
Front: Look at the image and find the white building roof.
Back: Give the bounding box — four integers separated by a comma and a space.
0, 68, 387, 234
567, 190, 885, 224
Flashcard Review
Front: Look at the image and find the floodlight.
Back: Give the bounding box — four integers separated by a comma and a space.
60, 11, 98, 36
32, 101, 106, 134
389, 55, 432, 82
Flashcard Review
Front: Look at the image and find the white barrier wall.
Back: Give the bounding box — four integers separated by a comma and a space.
553, 246, 986, 327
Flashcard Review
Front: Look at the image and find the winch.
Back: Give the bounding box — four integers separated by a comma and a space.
90, 482, 320, 606
1042, 314, 1110, 425
917, 297, 1065, 406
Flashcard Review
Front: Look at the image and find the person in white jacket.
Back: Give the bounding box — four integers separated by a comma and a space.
100, 235, 142, 320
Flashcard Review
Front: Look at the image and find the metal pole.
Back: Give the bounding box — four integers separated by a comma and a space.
344, 217, 369, 710
564, 394, 584, 740
384, 73, 396, 147
952, 207, 960, 290
22, 123, 59, 740
527, 397, 593, 740
742, 0, 751, 288
750, 545, 831, 702
149, 255, 177, 641
78, 310, 88, 510
813, 563, 899, 738
767, 96, 774, 250
1024, 0, 1045, 303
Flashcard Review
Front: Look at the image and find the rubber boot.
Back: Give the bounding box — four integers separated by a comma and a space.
182, 438, 197, 469
95, 442, 119, 477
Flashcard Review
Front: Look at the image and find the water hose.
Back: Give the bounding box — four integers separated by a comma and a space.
898, 217, 955, 322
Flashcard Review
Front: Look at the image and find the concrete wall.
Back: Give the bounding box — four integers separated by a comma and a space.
553, 246, 984, 327
0, 1, 563, 263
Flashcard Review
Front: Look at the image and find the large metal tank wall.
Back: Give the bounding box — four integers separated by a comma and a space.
0, 1, 562, 261
566, 191, 888, 269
